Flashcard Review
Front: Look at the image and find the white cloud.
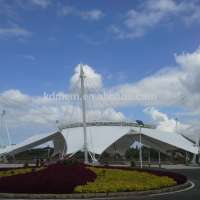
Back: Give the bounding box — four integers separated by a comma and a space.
14, 0, 51, 9
144, 107, 189, 133
59, 5, 104, 21
59, 5, 75, 16
67, 48, 200, 113
109, 46, 200, 112
0, 88, 125, 143
30, 0, 51, 8
59, 107, 125, 127
0, 90, 54, 127
111, 0, 200, 39
175, 50, 200, 94
18, 54, 36, 61
0, 26, 31, 39
80, 10, 104, 21
144, 107, 200, 144
102, 108, 125, 121
1, 90, 30, 105
70, 64, 102, 91
23, 55, 36, 61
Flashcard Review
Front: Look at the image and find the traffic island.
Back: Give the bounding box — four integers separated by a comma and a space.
0, 161, 191, 199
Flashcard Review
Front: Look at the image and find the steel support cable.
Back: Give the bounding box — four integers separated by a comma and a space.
61, 90, 81, 154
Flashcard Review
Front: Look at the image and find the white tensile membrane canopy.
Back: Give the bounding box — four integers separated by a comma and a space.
0, 124, 198, 158
103, 128, 199, 156
0, 131, 67, 157
62, 125, 132, 155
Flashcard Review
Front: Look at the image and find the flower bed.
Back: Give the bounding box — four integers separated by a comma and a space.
0, 163, 182, 194
74, 167, 176, 193
94, 165, 187, 185
0, 163, 96, 194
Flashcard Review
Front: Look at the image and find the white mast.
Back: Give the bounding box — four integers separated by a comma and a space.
0, 110, 11, 147
80, 64, 89, 164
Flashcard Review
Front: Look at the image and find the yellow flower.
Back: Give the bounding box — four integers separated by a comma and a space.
74, 167, 176, 193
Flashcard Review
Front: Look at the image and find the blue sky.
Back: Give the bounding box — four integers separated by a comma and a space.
1, 0, 200, 144
1, 0, 200, 92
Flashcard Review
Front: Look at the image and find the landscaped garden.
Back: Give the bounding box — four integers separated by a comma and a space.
75, 167, 176, 193
0, 161, 185, 194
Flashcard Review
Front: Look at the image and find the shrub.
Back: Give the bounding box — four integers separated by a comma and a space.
0, 164, 96, 194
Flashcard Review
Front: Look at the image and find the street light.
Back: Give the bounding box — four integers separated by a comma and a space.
136, 120, 144, 169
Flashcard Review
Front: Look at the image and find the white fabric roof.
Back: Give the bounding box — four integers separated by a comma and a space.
103, 128, 199, 155
0, 131, 66, 156
62, 126, 131, 155
0, 124, 198, 157
137, 128, 198, 154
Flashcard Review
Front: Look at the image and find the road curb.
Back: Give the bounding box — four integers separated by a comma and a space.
0, 180, 192, 199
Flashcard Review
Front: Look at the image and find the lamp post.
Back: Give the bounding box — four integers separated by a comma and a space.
136, 120, 144, 169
